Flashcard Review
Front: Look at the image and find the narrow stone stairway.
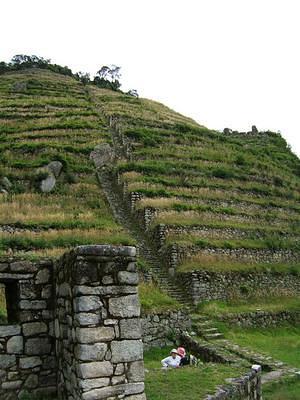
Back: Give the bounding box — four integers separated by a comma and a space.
191, 314, 224, 341
96, 169, 191, 306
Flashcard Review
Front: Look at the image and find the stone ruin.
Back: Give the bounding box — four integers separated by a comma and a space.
0, 245, 146, 400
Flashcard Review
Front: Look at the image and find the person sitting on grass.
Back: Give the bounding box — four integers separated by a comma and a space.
177, 346, 189, 366
161, 349, 181, 369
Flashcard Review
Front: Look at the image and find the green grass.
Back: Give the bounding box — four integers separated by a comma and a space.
144, 347, 248, 400
218, 324, 300, 368
139, 283, 181, 313
263, 376, 300, 400
197, 296, 300, 316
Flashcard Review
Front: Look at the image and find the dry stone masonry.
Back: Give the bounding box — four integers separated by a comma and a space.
0, 245, 146, 400
0, 258, 56, 399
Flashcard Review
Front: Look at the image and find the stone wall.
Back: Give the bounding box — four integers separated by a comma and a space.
177, 270, 300, 304
218, 310, 300, 328
0, 245, 146, 400
0, 259, 56, 399
55, 245, 145, 400
205, 366, 262, 400
141, 310, 191, 350
167, 245, 300, 271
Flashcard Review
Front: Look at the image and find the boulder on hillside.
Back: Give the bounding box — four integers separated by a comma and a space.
38, 160, 63, 193
47, 161, 63, 178
0, 177, 12, 191
90, 143, 115, 169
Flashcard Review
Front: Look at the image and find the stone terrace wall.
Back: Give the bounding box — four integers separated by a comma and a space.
177, 270, 300, 304
0, 259, 56, 400
141, 310, 191, 350
205, 366, 262, 400
55, 245, 146, 400
218, 310, 300, 328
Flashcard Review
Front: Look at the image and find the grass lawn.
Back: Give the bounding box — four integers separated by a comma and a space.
139, 283, 181, 313
218, 324, 300, 368
144, 347, 248, 400
197, 296, 300, 315
263, 376, 300, 400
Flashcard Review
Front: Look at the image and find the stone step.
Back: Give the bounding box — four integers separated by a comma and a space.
204, 333, 224, 340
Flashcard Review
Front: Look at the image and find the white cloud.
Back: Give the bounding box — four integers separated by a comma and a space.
1, 0, 299, 155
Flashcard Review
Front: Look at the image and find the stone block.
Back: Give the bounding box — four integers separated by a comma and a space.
118, 271, 139, 285
74, 312, 101, 326
25, 338, 52, 355
127, 361, 145, 383
75, 343, 107, 361
7, 336, 23, 354
19, 300, 47, 310
0, 325, 20, 337
74, 296, 102, 312
76, 327, 115, 343
120, 319, 141, 339
35, 268, 50, 284
10, 261, 36, 273
2, 380, 22, 390
111, 340, 143, 363
79, 377, 110, 392
77, 361, 113, 378
19, 356, 42, 369
24, 374, 39, 389
109, 295, 140, 318
0, 354, 16, 368
82, 385, 124, 400
23, 322, 48, 336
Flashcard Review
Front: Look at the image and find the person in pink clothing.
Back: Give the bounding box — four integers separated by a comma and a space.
177, 346, 189, 366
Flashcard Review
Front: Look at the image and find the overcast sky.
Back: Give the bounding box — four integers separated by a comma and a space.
1, 0, 299, 156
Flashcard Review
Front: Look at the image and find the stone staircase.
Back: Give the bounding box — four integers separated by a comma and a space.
96, 169, 191, 306
191, 314, 224, 341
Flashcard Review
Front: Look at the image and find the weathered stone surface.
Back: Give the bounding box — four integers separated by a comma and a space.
0, 355, 16, 368
24, 373, 39, 389
90, 143, 115, 168
76, 327, 115, 343
2, 380, 22, 390
23, 322, 48, 336
35, 268, 50, 284
120, 318, 141, 339
111, 340, 143, 363
40, 171, 56, 193
20, 300, 47, 310
10, 261, 36, 272
77, 361, 113, 378
19, 356, 42, 369
25, 338, 52, 355
0, 325, 21, 337
74, 296, 102, 312
75, 343, 107, 361
7, 336, 23, 354
109, 295, 140, 318
118, 271, 139, 285
47, 161, 63, 178
74, 285, 137, 296
82, 385, 124, 400
127, 361, 145, 383
74, 312, 101, 326
79, 377, 110, 392
125, 393, 147, 400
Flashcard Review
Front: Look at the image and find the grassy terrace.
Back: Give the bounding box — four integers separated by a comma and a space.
197, 296, 300, 316
144, 347, 248, 400
0, 69, 133, 258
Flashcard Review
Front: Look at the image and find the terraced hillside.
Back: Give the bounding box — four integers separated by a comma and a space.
92, 88, 300, 282
1, 67, 300, 292
0, 69, 134, 259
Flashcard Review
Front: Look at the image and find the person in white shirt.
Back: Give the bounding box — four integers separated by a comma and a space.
161, 349, 181, 369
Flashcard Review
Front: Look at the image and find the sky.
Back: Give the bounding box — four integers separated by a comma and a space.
1, 0, 300, 156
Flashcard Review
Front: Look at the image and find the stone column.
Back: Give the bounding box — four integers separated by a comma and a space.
55, 245, 146, 400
